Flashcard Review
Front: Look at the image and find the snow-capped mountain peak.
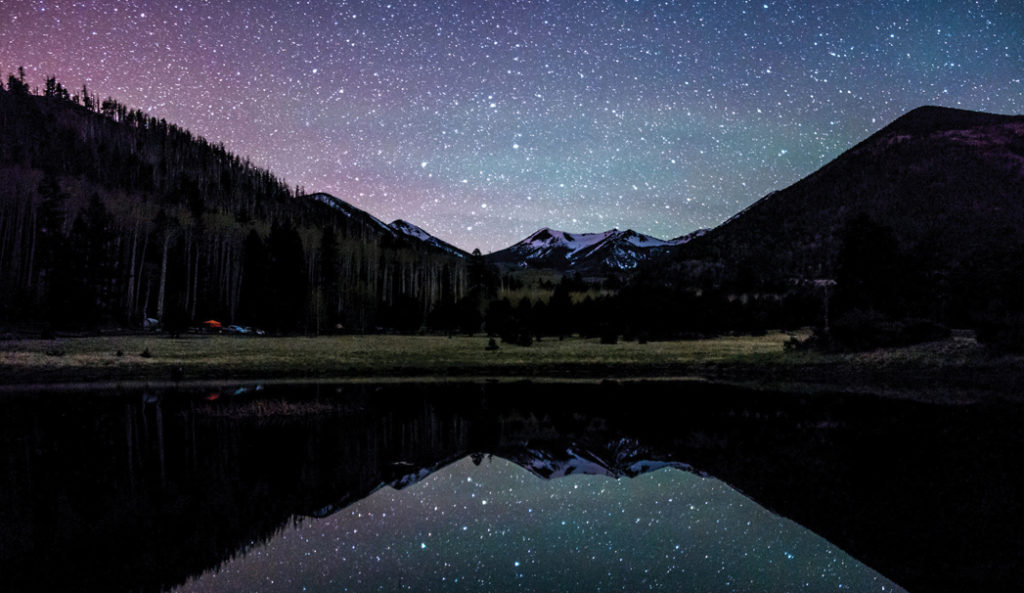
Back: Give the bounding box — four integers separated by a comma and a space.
305, 192, 394, 234
389, 219, 468, 257
390, 219, 433, 242
520, 228, 620, 259
304, 194, 466, 257
489, 226, 703, 273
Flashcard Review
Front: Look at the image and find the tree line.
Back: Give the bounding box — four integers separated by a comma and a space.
0, 72, 467, 334
422, 249, 823, 345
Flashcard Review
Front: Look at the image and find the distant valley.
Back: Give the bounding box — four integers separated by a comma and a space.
3, 75, 1024, 345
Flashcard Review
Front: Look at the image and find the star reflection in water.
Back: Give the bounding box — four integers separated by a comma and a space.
175, 456, 903, 593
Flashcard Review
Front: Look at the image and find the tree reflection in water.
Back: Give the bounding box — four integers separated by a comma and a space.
0, 380, 1020, 592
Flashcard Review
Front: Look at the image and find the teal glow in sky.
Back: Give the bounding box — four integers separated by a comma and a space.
3, 0, 1022, 251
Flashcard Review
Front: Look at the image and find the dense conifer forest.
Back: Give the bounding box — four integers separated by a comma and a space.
0, 72, 470, 334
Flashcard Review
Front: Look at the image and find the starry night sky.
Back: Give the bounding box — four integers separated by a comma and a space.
174, 456, 905, 592
3, 1, 1022, 252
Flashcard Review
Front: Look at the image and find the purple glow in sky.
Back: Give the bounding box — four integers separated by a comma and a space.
3, 0, 1022, 251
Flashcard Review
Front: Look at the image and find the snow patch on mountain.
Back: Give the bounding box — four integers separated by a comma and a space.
518, 228, 618, 260
491, 226, 708, 272
390, 219, 432, 242
389, 219, 468, 257
507, 441, 693, 480
306, 192, 393, 234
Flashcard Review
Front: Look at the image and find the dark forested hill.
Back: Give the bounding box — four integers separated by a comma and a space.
656, 105, 1024, 325
673, 106, 1024, 280
0, 74, 466, 333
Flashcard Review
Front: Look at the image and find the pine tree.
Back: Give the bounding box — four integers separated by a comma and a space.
834, 214, 902, 317
81, 84, 94, 111
67, 212, 98, 326
35, 173, 68, 307
267, 221, 307, 333
318, 225, 339, 332
6, 70, 28, 94
82, 193, 116, 322
238, 229, 269, 326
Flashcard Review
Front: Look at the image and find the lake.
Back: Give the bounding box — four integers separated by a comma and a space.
0, 380, 1020, 592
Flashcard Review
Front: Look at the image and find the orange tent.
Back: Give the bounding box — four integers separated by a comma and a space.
203, 319, 222, 329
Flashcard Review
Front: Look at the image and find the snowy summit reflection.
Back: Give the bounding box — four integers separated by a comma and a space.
174, 455, 901, 593
0, 380, 1020, 593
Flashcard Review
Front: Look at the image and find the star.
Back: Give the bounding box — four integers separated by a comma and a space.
3, 0, 1020, 253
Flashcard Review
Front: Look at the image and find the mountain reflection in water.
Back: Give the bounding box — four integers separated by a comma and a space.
174, 455, 899, 593
0, 380, 1020, 593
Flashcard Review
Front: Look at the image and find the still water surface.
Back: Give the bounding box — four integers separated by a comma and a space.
1, 380, 1020, 592
174, 455, 899, 592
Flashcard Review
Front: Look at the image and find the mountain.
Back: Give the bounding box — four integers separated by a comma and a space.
307, 192, 395, 235
309, 438, 691, 520
0, 79, 468, 332
503, 440, 691, 480
487, 227, 707, 274
389, 219, 468, 257
664, 105, 1024, 318
307, 194, 469, 259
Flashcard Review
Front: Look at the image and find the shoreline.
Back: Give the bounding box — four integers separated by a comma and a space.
2, 333, 1022, 403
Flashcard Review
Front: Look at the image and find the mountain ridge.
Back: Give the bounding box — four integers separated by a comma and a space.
0, 83, 469, 332
661, 104, 1024, 323
389, 219, 469, 257
304, 192, 470, 259
487, 226, 708, 273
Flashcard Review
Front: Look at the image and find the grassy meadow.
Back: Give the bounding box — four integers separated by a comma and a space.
2, 331, 1022, 402
0, 332, 788, 383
